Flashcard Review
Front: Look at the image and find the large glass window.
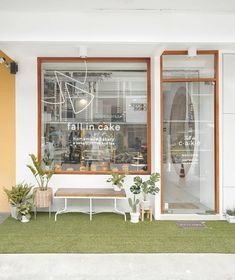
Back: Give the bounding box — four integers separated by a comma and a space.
39, 58, 151, 174
162, 52, 218, 214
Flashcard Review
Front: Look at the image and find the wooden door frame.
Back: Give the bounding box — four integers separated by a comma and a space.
160, 50, 219, 214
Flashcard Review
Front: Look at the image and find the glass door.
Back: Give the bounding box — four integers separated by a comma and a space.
161, 52, 218, 214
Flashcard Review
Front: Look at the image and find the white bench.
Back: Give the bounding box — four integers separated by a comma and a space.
54, 188, 127, 221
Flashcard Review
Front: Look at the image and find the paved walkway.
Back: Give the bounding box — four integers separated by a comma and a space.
0, 254, 235, 280
0, 213, 9, 224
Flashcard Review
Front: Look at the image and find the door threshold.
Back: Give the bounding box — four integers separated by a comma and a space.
159, 214, 224, 221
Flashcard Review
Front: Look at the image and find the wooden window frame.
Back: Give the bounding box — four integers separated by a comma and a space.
160, 50, 219, 214
37, 57, 151, 175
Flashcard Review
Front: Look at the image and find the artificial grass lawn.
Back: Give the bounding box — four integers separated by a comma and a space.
0, 213, 235, 253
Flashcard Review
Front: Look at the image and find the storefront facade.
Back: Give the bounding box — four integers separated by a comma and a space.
1, 3, 235, 219
1, 46, 230, 219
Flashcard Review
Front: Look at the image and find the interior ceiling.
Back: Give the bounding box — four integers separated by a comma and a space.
1, 0, 235, 14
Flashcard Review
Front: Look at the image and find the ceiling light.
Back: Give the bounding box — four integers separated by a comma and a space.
79, 46, 88, 58
188, 48, 197, 58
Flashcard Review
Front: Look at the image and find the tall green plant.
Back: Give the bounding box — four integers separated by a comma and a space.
132, 173, 160, 201
128, 196, 140, 213
129, 179, 141, 213
27, 154, 54, 191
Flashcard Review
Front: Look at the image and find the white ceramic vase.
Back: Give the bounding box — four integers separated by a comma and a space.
21, 215, 30, 223
10, 206, 18, 219
113, 184, 121, 192
130, 212, 140, 223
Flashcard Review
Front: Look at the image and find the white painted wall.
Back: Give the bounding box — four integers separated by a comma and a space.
1, 12, 235, 43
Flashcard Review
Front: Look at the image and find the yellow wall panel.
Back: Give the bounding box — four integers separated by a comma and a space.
0, 51, 15, 212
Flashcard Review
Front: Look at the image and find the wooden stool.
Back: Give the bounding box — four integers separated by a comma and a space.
140, 206, 153, 222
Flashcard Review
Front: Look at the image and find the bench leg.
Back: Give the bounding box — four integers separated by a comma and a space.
55, 198, 67, 221
141, 208, 144, 222
150, 208, 153, 222
89, 198, 92, 221
114, 198, 126, 221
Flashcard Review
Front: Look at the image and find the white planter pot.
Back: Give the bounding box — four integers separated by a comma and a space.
226, 214, 235, 223
10, 206, 18, 219
21, 215, 30, 223
130, 212, 140, 223
113, 184, 121, 192
141, 200, 151, 210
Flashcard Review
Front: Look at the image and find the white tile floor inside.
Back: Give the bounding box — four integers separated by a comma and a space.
164, 174, 213, 214
0, 254, 235, 280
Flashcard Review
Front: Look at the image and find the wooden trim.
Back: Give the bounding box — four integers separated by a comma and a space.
37, 57, 151, 175
160, 50, 219, 214
162, 50, 219, 56
37, 57, 150, 63
160, 55, 164, 214
147, 58, 152, 173
37, 58, 42, 161
163, 78, 216, 83
54, 188, 126, 198
214, 51, 220, 213
54, 170, 150, 175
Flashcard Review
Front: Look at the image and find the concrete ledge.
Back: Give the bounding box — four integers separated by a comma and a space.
0, 254, 235, 280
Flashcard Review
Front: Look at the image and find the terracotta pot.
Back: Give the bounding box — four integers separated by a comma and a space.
33, 187, 52, 208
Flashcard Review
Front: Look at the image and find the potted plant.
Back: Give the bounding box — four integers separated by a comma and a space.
226, 209, 235, 223
128, 181, 141, 223
4, 183, 33, 219
106, 173, 126, 191
27, 154, 54, 209
17, 201, 34, 223
132, 173, 160, 210
128, 196, 140, 223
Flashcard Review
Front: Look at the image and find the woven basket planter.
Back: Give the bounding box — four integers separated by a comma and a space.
33, 187, 52, 208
